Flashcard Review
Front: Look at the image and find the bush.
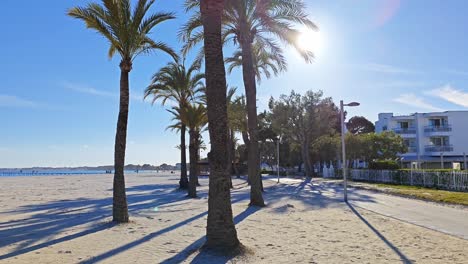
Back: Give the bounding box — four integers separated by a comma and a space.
369, 160, 400, 170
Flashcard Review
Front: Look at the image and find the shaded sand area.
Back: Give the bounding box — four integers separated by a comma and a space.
1, 173, 467, 263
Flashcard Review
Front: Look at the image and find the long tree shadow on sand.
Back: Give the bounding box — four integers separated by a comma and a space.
79, 188, 254, 263
160, 178, 379, 263
0, 183, 189, 260
159, 206, 262, 264
346, 202, 413, 264
1, 177, 382, 262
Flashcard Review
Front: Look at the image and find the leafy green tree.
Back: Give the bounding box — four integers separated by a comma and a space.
68, 0, 177, 223
346, 116, 375, 135
200, 0, 239, 250
311, 135, 340, 164
269, 90, 340, 175
144, 58, 204, 189
346, 132, 407, 163
182, 0, 316, 206
345, 133, 368, 161
371, 131, 408, 160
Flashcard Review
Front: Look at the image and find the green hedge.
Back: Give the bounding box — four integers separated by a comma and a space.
369, 160, 400, 170
398, 168, 462, 172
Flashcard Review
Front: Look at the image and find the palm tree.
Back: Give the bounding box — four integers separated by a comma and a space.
68, 0, 177, 223
226, 87, 239, 187
170, 104, 207, 198
144, 58, 204, 189
182, 0, 316, 206
200, 0, 239, 250
226, 42, 287, 83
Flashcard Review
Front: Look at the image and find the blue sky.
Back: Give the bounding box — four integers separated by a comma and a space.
1, 0, 468, 168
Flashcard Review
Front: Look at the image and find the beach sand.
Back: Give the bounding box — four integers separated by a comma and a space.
0, 173, 467, 263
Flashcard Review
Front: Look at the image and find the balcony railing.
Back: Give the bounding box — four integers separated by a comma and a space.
393, 127, 416, 134
424, 125, 452, 133
424, 145, 453, 152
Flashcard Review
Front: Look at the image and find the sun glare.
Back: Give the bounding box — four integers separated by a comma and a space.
297, 29, 324, 57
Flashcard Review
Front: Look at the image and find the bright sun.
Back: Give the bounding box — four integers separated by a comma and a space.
297, 29, 324, 57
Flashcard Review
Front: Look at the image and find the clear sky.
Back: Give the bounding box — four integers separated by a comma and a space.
1, 0, 468, 168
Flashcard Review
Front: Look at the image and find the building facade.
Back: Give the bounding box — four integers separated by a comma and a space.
375, 111, 468, 169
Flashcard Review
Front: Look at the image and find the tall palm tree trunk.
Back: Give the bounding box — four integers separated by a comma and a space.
196, 141, 201, 186
180, 124, 189, 189
113, 60, 131, 223
188, 131, 198, 198
201, 0, 239, 250
240, 18, 265, 207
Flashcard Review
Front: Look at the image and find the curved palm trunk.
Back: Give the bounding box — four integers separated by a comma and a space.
240, 18, 265, 207
180, 125, 189, 189
188, 130, 198, 198
201, 0, 239, 250
113, 61, 131, 223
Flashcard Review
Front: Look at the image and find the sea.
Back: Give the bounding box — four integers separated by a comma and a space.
0, 170, 157, 177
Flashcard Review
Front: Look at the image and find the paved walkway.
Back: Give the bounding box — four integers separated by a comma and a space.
268, 177, 468, 240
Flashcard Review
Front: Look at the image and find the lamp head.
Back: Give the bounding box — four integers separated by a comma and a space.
347, 102, 360, 107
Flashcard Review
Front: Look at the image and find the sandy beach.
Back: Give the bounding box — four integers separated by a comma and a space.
0, 172, 467, 263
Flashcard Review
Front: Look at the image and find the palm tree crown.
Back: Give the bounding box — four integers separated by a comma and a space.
144, 59, 205, 107
69, 0, 178, 69
181, 0, 317, 64
225, 42, 287, 83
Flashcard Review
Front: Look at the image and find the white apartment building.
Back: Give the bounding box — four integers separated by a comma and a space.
375, 111, 468, 169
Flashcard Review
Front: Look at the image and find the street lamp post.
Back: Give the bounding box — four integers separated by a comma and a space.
340, 100, 360, 203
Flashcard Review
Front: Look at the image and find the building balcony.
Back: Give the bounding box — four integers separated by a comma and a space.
424, 145, 453, 153
393, 128, 416, 134
406, 146, 417, 153
424, 125, 452, 133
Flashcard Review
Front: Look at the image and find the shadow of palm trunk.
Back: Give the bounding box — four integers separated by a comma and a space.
346, 202, 413, 264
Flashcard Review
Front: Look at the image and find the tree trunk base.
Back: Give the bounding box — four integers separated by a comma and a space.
203, 240, 242, 254
112, 206, 129, 223
179, 179, 189, 189
249, 201, 266, 207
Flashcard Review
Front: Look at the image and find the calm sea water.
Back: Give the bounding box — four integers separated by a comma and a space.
0, 170, 157, 177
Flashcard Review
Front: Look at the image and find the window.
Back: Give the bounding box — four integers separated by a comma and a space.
400, 122, 409, 129
430, 137, 449, 146
430, 119, 441, 127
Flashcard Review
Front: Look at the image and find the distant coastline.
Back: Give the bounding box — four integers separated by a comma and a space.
0, 164, 181, 177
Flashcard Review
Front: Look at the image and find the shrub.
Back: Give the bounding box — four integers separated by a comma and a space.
369, 160, 400, 170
